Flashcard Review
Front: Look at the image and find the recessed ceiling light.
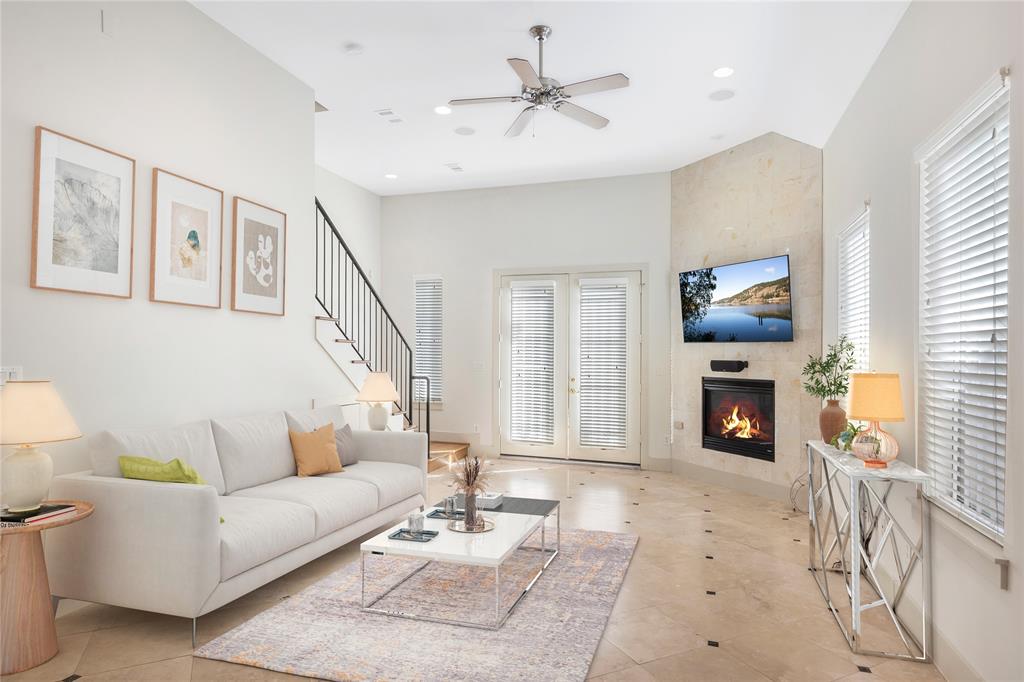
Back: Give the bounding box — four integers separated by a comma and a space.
709, 89, 735, 102
342, 42, 364, 56
712, 66, 735, 79
454, 126, 476, 136
383, 173, 398, 180
434, 105, 452, 116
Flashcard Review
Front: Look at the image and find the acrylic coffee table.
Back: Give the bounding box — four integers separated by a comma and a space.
359, 496, 559, 630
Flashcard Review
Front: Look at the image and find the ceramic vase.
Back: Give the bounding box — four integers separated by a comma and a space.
819, 399, 847, 444
464, 493, 479, 530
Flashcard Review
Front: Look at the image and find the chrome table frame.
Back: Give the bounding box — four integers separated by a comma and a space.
360, 503, 559, 630
806, 440, 931, 662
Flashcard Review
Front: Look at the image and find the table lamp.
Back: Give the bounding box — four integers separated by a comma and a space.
1, 380, 81, 511
356, 372, 401, 431
848, 372, 904, 468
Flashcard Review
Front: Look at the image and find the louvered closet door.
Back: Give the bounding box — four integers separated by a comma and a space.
569, 273, 641, 463
499, 276, 568, 458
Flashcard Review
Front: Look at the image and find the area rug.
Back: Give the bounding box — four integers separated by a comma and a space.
195, 528, 638, 681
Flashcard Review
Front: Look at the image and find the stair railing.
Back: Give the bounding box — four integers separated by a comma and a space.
315, 198, 414, 428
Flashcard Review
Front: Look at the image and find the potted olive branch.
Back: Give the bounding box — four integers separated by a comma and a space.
801, 335, 857, 443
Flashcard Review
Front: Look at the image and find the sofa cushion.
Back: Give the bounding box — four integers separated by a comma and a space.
90, 420, 226, 495
284, 405, 346, 434
231, 476, 378, 539
218, 496, 315, 581
211, 412, 295, 494
326, 460, 423, 509
334, 424, 359, 467
289, 424, 342, 476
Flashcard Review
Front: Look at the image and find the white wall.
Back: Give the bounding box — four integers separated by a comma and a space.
1, 2, 355, 474
315, 166, 382, 288
380, 174, 672, 470
823, 2, 1023, 680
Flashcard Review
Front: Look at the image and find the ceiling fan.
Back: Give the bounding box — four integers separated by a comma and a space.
448, 25, 630, 137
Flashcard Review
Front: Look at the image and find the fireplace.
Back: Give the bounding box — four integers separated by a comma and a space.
702, 377, 775, 462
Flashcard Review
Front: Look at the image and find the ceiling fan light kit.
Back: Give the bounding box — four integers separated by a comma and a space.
449, 25, 630, 137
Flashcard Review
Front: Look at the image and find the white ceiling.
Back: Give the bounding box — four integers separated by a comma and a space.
197, 1, 907, 196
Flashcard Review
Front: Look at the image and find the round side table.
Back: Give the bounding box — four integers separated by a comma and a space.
0, 500, 93, 675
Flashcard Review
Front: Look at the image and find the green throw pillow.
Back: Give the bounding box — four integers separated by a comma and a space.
118, 456, 207, 485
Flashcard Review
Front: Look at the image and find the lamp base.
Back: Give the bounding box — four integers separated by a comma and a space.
1, 445, 53, 512
851, 421, 899, 468
366, 402, 389, 431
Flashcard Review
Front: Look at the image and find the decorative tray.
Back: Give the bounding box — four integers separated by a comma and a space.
427, 508, 464, 521
388, 529, 439, 543
446, 518, 495, 534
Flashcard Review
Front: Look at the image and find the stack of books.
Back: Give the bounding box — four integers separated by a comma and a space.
1, 503, 76, 527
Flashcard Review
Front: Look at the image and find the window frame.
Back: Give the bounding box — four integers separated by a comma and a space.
413, 275, 444, 404
914, 70, 1011, 544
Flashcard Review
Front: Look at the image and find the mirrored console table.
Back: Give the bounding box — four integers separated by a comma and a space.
806, 440, 932, 662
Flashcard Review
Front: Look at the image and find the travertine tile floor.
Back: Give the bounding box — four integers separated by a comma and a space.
12, 459, 947, 682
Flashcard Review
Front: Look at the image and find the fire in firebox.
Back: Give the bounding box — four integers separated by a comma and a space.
720, 404, 763, 439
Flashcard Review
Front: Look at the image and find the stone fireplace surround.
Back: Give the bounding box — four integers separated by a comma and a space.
670, 132, 823, 494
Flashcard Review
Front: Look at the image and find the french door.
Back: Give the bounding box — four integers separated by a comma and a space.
499, 271, 641, 464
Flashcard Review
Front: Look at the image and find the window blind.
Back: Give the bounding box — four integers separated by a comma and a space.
918, 76, 1009, 539
509, 283, 555, 444
413, 278, 443, 402
578, 281, 628, 449
838, 209, 870, 371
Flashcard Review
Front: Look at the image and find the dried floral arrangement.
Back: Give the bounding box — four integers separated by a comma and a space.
453, 456, 489, 495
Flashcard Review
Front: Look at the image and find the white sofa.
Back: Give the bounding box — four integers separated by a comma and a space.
46, 405, 427, 632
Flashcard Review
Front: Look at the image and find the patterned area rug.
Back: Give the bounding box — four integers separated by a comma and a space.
195, 528, 637, 681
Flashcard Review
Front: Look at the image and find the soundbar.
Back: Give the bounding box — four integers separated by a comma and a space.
710, 360, 748, 373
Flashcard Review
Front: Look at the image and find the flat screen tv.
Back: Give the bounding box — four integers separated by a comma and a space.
679, 255, 793, 342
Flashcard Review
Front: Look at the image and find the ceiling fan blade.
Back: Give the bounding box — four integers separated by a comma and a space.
505, 107, 536, 137
448, 96, 522, 106
555, 101, 609, 129
507, 58, 542, 90
561, 73, 630, 97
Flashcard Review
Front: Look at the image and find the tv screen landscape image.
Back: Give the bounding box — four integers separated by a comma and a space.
679, 255, 793, 342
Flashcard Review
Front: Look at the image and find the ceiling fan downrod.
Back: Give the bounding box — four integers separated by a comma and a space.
530, 25, 551, 78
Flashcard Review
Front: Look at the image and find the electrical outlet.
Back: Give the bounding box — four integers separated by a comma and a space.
1, 367, 22, 384
473, 424, 480, 433
664, 435, 671, 445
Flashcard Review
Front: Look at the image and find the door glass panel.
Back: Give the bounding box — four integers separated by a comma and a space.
509, 283, 556, 445
578, 281, 628, 449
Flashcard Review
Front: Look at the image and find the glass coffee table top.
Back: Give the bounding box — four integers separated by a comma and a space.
432, 494, 560, 517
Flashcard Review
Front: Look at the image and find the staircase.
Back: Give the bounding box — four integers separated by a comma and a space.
314, 198, 429, 433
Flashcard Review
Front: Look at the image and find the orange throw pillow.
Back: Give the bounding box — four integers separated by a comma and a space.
289, 423, 343, 476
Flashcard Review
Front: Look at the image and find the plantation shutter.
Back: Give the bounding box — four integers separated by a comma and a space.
578, 281, 628, 449
918, 74, 1009, 539
413, 277, 443, 402
838, 209, 870, 371
509, 282, 555, 444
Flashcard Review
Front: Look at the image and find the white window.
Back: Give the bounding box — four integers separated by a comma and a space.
413, 277, 443, 402
917, 72, 1010, 541
838, 209, 870, 371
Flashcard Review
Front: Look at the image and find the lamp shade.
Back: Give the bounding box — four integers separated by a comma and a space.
1, 380, 82, 445
848, 373, 905, 422
356, 372, 401, 404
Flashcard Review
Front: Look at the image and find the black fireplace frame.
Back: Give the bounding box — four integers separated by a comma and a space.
702, 377, 776, 462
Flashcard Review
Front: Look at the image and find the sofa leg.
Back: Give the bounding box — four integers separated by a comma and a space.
192, 617, 197, 649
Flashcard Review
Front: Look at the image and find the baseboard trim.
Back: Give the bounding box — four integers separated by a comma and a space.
671, 459, 790, 500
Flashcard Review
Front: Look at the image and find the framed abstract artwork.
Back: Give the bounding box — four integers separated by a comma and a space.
32, 126, 136, 298
231, 196, 286, 316
150, 169, 224, 308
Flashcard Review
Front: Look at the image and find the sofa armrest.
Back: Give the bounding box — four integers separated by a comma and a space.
47, 472, 221, 618
352, 430, 428, 500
